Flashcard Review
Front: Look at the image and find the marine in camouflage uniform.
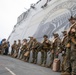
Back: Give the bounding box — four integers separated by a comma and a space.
70, 25, 76, 75
41, 35, 51, 67
26, 36, 34, 62
19, 39, 27, 60
11, 40, 17, 56
61, 31, 69, 72
61, 17, 76, 75
17, 40, 21, 58
2, 39, 8, 55
51, 33, 61, 66
32, 38, 40, 64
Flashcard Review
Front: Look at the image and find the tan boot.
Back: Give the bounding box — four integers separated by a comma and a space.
34, 61, 36, 64
61, 72, 71, 75
41, 64, 45, 67
46, 65, 51, 68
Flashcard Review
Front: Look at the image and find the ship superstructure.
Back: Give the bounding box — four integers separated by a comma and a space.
8, 0, 76, 46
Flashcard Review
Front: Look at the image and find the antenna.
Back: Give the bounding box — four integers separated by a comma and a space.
24, 7, 28, 10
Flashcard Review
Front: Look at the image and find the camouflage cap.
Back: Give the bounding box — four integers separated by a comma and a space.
69, 16, 76, 21
18, 39, 21, 41
43, 35, 48, 38
53, 33, 59, 37
2, 38, 6, 41
23, 39, 27, 41
14, 40, 16, 42
62, 31, 67, 34
28, 36, 33, 38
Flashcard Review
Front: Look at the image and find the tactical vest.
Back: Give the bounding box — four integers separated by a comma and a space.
42, 40, 51, 51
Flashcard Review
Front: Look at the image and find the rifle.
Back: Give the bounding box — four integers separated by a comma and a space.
68, 22, 76, 32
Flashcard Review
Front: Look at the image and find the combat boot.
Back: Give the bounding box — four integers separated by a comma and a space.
39, 63, 42, 66
34, 62, 36, 64
41, 64, 46, 67
31, 59, 34, 63
34, 60, 37, 64
71, 72, 76, 75
46, 63, 53, 68
46, 65, 51, 68
61, 72, 71, 75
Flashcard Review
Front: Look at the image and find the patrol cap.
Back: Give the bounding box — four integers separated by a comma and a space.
14, 40, 16, 42
69, 16, 76, 21
18, 39, 21, 41
62, 31, 67, 34
43, 35, 48, 38
28, 36, 33, 38
53, 33, 59, 37
23, 39, 27, 41
2, 38, 6, 41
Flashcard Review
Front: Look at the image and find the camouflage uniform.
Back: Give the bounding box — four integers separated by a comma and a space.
61, 31, 69, 72
11, 40, 17, 56
41, 35, 51, 66
32, 38, 40, 64
17, 40, 21, 57
51, 33, 61, 66
63, 27, 76, 75
26, 37, 33, 62
61, 16, 76, 75
70, 36, 76, 75
19, 39, 27, 60
2, 40, 8, 55
70, 20, 76, 75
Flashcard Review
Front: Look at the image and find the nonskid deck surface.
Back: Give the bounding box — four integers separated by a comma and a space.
0, 55, 60, 75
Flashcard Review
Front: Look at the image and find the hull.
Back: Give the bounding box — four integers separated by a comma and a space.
8, 0, 76, 48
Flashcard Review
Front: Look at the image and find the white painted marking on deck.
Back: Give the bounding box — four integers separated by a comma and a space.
5, 67, 16, 75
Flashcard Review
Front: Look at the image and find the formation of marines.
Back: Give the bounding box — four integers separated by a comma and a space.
11, 16, 76, 75
0, 16, 75, 75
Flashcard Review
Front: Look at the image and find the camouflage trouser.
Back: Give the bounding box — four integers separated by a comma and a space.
16, 49, 19, 57
41, 51, 47, 65
64, 48, 71, 72
19, 50, 22, 58
19, 50, 24, 59
49, 53, 54, 66
32, 51, 35, 63
64, 58, 76, 75
64, 59, 71, 72
34, 51, 38, 63
61, 48, 76, 75
71, 60, 76, 75
64, 49, 76, 75
11, 49, 14, 56
61, 55, 66, 72
70, 51, 76, 75
50, 51, 58, 62
32, 50, 38, 63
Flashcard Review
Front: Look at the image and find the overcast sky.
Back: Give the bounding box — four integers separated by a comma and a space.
0, 0, 38, 40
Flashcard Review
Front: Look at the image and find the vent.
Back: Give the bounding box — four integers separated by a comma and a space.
30, 4, 35, 9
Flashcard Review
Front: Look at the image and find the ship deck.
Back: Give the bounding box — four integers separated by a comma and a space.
0, 55, 60, 75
